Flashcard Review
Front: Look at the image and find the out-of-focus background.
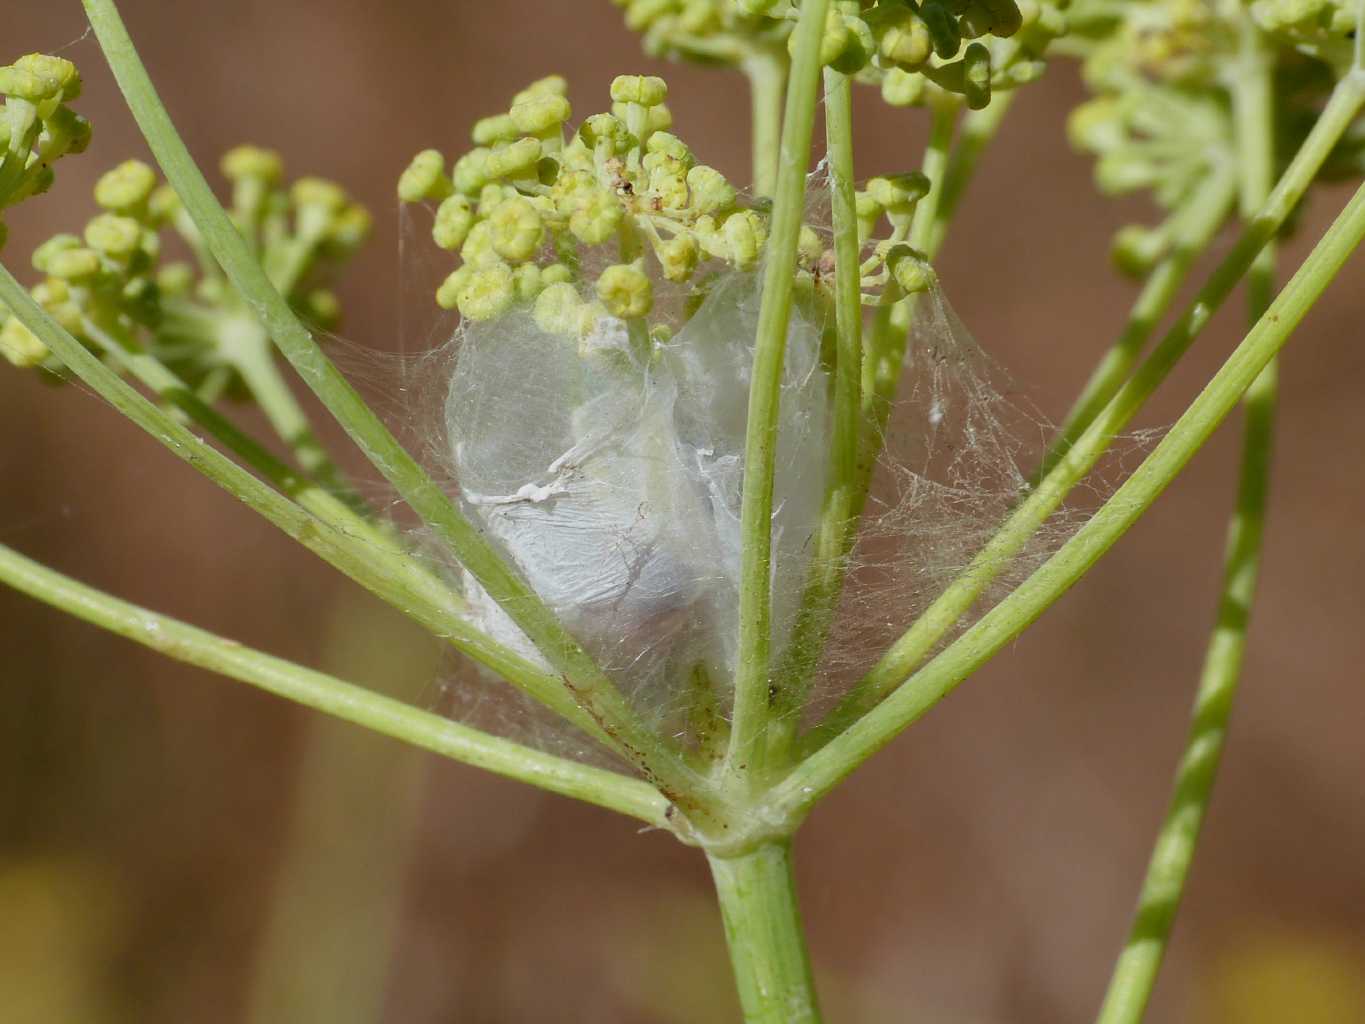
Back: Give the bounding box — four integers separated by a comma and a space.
3, 2, 1364, 1021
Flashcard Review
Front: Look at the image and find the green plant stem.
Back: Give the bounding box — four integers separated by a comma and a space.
925, 91, 1013, 259
0, 265, 605, 743
909, 98, 959, 254
708, 841, 822, 1024
743, 48, 787, 196
726, 0, 830, 782
1094, 21, 1279, 1023
765, 68, 862, 763
812, 71, 1365, 741
0, 540, 670, 826
81, 0, 697, 805
774, 165, 1365, 817
1037, 164, 1239, 482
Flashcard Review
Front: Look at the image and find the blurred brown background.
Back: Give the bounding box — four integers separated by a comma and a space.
3, 2, 1364, 1021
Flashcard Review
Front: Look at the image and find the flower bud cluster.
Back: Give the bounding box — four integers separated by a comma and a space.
0, 54, 91, 252
400, 74, 764, 330
1064, 0, 1363, 277
614, 0, 1067, 112
1, 150, 370, 376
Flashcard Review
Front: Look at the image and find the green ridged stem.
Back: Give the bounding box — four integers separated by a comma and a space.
81, 0, 702, 808
708, 842, 822, 1024
0, 540, 669, 826
1094, 19, 1280, 1023
811, 71, 1365, 742
773, 154, 1365, 818
726, 0, 831, 782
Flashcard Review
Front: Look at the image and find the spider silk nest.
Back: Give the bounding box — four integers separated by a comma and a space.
334, 188, 1139, 770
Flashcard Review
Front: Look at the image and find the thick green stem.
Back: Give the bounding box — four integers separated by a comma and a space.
774, 167, 1365, 817
708, 842, 822, 1024
743, 48, 787, 196
0, 541, 670, 826
813, 71, 1365, 741
1094, 21, 1279, 1023
766, 68, 862, 762
80, 0, 697, 803
726, 0, 830, 781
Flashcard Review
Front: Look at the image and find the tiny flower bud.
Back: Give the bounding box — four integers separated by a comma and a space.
398, 149, 453, 203
533, 281, 584, 335
567, 187, 623, 245
510, 93, 572, 135
46, 246, 102, 281
452, 149, 492, 195
596, 261, 653, 318
457, 263, 517, 321
489, 195, 545, 262
657, 232, 699, 281
887, 244, 932, 294
32, 234, 81, 274
686, 164, 736, 215
610, 74, 669, 107
94, 159, 158, 213
881, 68, 926, 107
484, 137, 543, 180
222, 145, 284, 185
0, 317, 48, 368
84, 213, 143, 259
436, 265, 472, 310
433, 195, 474, 251
722, 209, 767, 270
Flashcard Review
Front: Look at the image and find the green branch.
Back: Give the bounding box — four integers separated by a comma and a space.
811, 71, 1365, 741
1094, 20, 1280, 1022
80, 0, 699, 805
0, 263, 604, 742
765, 67, 863, 763
726, 0, 831, 782
0, 541, 670, 826
743, 47, 787, 196
773, 165, 1365, 816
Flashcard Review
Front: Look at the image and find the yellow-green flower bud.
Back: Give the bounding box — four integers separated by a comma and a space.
460, 220, 503, 268
687, 164, 736, 215
596, 261, 653, 318
398, 149, 453, 202
484, 138, 543, 180
736, 0, 784, 13
84, 213, 143, 259
433, 195, 475, 251
533, 281, 584, 335
881, 68, 925, 107
963, 42, 991, 110
657, 233, 699, 282
1111, 224, 1167, 278
46, 247, 102, 281
648, 164, 690, 209
148, 185, 181, 225
512, 75, 568, 107
292, 177, 348, 215
878, 10, 933, 69
329, 204, 373, 250
580, 113, 630, 153
644, 131, 693, 168
488, 195, 545, 262
477, 183, 511, 217
436, 265, 472, 310
513, 263, 544, 302
93, 159, 158, 213
14, 54, 82, 102
452, 149, 492, 196
798, 225, 824, 264
567, 187, 623, 245
222, 145, 283, 185
888, 245, 932, 294
511, 93, 572, 135
722, 210, 766, 270
157, 261, 195, 296
867, 172, 930, 215
303, 289, 342, 329
32, 234, 81, 274
457, 263, 516, 321
0, 317, 48, 368
541, 263, 573, 286
919, 1, 962, 59
472, 114, 520, 147
610, 74, 668, 107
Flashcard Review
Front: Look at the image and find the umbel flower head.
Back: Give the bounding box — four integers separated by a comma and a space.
0, 149, 370, 373
0, 54, 91, 253
613, 0, 1069, 111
